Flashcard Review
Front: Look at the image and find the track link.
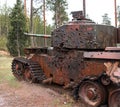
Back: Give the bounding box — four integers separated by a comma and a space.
12, 57, 46, 83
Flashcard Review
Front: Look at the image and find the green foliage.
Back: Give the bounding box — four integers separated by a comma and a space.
0, 3, 11, 51
46, 24, 52, 34
7, 0, 30, 56
46, 0, 69, 28
117, 6, 120, 27
102, 13, 111, 25
33, 15, 44, 34
33, 14, 52, 35
28, 0, 53, 35
32, 15, 52, 47
33, 0, 43, 15
0, 4, 11, 36
0, 36, 7, 50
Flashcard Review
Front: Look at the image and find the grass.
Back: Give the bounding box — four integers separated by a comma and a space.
0, 36, 7, 50
0, 56, 21, 88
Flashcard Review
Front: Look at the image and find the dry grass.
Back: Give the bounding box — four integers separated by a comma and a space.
0, 36, 7, 50
0, 56, 20, 88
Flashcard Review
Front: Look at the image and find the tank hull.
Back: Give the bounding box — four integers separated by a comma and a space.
30, 49, 106, 85
12, 47, 120, 106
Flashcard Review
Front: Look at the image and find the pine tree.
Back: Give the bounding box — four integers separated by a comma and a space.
7, 0, 29, 56
0, 4, 10, 37
33, 14, 52, 34
102, 13, 111, 25
46, 0, 69, 28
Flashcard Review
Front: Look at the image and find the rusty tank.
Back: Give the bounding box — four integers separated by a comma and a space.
12, 11, 120, 107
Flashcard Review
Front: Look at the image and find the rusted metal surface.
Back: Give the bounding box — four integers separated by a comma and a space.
42, 77, 53, 84
71, 11, 85, 20
52, 22, 117, 49
24, 47, 48, 55
104, 62, 120, 84
29, 50, 106, 86
105, 47, 120, 51
100, 75, 111, 86
30, 50, 84, 85
11, 54, 120, 106
84, 51, 120, 59
12, 57, 46, 83
109, 89, 120, 107
78, 81, 106, 107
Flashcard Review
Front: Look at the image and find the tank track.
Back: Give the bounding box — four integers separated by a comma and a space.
12, 57, 46, 83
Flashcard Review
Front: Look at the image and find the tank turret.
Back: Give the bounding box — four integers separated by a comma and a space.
52, 11, 117, 49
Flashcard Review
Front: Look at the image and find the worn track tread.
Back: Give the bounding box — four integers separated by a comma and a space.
12, 57, 46, 82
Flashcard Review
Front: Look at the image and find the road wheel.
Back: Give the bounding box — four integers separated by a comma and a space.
109, 89, 120, 107
78, 81, 106, 107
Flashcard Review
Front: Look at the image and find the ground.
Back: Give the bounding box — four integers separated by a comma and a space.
0, 53, 86, 107
0, 82, 82, 107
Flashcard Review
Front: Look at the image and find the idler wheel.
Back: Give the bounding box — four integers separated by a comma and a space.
109, 89, 120, 107
78, 81, 106, 107
12, 60, 24, 80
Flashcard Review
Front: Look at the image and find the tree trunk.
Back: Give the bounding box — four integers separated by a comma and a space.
16, 25, 20, 57
30, 0, 34, 47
